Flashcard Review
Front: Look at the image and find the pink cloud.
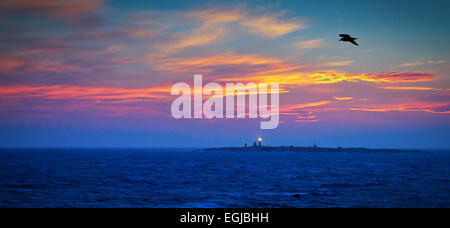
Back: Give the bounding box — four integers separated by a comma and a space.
0, 57, 25, 74
1, 0, 105, 17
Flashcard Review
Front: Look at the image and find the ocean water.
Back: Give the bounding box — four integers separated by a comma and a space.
0, 148, 449, 208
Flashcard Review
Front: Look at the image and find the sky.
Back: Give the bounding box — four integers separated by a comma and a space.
0, 0, 449, 148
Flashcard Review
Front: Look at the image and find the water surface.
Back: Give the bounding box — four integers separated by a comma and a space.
0, 149, 449, 207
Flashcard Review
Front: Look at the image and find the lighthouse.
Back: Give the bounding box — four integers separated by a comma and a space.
258, 137, 262, 147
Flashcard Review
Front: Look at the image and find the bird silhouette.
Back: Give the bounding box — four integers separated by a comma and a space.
339, 34, 359, 46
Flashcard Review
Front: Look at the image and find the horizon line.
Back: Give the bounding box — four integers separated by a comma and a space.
0, 146, 449, 151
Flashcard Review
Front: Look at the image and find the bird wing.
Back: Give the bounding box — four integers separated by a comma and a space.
339, 34, 350, 38
349, 39, 359, 46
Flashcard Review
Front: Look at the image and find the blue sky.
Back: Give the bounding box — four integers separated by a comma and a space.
0, 0, 449, 148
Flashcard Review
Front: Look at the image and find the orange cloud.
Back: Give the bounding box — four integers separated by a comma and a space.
151, 52, 286, 73
0, 83, 285, 103
295, 119, 318, 123
296, 115, 317, 119
350, 103, 450, 114
0, 85, 172, 101
293, 39, 325, 49
333, 96, 354, 100
323, 60, 355, 67
281, 101, 331, 113
218, 71, 438, 88
148, 8, 249, 57
399, 62, 424, 67
379, 87, 449, 91
0, 83, 291, 117
173, 26, 226, 50
187, 8, 305, 38
150, 24, 227, 57
308, 72, 437, 84
241, 14, 305, 38
399, 60, 447, 67
187, 8, 244, 24
149, 7, 305, 58
357, 72, 438, 82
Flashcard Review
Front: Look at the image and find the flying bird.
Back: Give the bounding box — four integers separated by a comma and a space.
339, 34, 359, 46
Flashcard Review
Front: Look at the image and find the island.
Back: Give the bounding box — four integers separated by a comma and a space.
197, 137, 422, 153
198, 146, 422, 153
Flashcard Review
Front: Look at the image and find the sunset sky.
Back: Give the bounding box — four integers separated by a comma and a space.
0, 0, 449, 148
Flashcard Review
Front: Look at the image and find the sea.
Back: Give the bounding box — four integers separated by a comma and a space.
0, 148, 449, 208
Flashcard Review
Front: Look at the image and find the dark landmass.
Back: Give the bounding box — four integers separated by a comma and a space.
198, 146, 423, 153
